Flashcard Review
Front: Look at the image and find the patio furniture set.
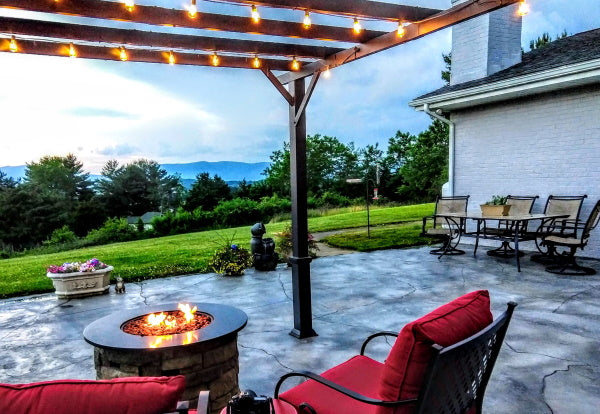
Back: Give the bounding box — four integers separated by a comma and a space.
1, 291, 516, 414
421, 195, 600, 274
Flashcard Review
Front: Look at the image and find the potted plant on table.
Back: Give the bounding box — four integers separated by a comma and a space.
46, 258, 114, 298
480, 195, 511, 216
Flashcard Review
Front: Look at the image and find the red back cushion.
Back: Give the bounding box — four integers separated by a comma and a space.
377, 290, 493, 414
0, 376, 185, 414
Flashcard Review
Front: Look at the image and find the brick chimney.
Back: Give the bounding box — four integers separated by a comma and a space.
450, 1, 522, 85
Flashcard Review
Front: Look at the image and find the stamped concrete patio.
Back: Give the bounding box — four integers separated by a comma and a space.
1, 245, 599, 413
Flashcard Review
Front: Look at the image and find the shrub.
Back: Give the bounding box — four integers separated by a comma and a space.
275, 224, 319, 263
319, 191, 351, 207
43, 225, 78, 246
151, 209, 214, 236
212, 198, 261, 227
258, 195, 291, 220
86, 217, 137, 244
209, 241, 252, 276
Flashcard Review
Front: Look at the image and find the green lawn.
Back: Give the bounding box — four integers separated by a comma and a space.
0, 203, 433, 298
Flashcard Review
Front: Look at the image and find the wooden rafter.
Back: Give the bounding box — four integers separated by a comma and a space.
220, 0, 441, 22
0, 17, 341, 59
0, 38, 293, 70
0, 0, 386, 44
278, 0, 522, 84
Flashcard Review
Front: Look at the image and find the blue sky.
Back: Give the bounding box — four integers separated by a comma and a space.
0, 0, 598, 174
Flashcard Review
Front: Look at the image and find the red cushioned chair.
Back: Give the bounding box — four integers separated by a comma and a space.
0, 375, 210, 414
275, 290, 516, 414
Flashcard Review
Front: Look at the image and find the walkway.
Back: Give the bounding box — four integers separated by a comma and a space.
1, 246, 599, 413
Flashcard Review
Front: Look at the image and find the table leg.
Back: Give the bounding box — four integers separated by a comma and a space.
474, 219, 481, 256
514, 221, 521, 272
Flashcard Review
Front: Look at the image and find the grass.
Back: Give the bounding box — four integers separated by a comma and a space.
0, 203, 434, 298
322, 222, 433, 252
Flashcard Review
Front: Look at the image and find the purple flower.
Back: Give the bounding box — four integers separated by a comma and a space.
231, 244, 238, 250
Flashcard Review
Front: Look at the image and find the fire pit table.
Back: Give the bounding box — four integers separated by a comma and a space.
83, 302, 247, 414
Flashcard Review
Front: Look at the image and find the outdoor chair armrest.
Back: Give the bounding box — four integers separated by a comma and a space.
166, 391, 209, 414
274, 371, 417, 407
422, 215, 435, 233
360, 331, 398, 356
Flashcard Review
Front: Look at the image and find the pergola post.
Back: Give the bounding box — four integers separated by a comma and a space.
288, 77, 317, 339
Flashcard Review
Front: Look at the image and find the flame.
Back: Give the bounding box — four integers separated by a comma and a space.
150, 335, 173, 348
183, 331, 198, 345
147, 312, 167, 326
178, 303, 198, 323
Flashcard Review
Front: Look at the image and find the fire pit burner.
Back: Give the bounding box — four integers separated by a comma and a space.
83, 303, 247, 414
122, 307, 212, 336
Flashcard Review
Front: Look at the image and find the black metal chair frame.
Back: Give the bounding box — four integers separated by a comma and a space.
544, 200, 600, 276
169, 391, 209, 414
483, 195, 539, 258
532, 195, 587, 264
421, 195, 470, 257
275, 302, 517, 414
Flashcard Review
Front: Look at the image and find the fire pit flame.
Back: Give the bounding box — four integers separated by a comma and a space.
179, 303, 197, 323
123, 303, 211, 337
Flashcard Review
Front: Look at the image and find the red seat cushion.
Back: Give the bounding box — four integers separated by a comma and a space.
0, 376, 186, 414
377, 290, 493, 414
279, 355, 384, 414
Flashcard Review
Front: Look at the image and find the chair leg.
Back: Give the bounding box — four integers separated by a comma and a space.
429, 236, 465, 257
487, 241, 525, 258
545, 246, 597, 275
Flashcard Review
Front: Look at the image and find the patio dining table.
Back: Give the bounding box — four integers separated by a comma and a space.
434, 212, 569, 271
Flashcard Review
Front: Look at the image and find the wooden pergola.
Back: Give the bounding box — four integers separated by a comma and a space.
0, 0, 521, 339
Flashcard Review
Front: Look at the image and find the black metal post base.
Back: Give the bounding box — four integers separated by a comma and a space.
487, 241, 525, 258
289, 327, 318, 339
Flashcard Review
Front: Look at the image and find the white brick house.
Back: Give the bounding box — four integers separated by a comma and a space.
410, 3, 600, 258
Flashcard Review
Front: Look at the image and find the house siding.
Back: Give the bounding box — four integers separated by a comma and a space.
451, 84, 600, 258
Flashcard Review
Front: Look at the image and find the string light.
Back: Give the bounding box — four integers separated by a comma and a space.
188, 0, 198, 18
9, 36, 18, 53
303, 11, 311, 29
397, 21, 406, 37
517, 1, 530, 16
211, 52, 220, 66
251, 5, 260, 23
252, 55, 261, 68
168, 50, 175, 65
353, 18, 362, 34
69, 42, 77, 58
323, 66, 331, 78
124, 0, 134, 12
119, 46, 128, 61
291, 57, 300, 71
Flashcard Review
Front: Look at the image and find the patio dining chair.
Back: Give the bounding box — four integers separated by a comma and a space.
544, 199, 600, 275
275, 290, 516, 414
483, 195, 538, 258
532, 195, 587, 263
421, 195, 469, 256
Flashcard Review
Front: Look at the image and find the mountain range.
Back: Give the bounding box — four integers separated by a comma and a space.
0, 161, 270, 183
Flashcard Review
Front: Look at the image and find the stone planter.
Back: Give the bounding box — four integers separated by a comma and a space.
46, 266, 113, 298
480, 204, 511, 216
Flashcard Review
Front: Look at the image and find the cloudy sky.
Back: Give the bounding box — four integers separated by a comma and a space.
0, 0, 598, 173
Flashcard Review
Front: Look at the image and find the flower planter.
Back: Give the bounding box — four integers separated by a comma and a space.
46, 266, 113, 299
480, 204, 511, 217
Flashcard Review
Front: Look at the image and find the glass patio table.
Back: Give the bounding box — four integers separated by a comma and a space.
433, 212, 569, 271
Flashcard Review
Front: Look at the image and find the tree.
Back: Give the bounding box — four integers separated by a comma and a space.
24, 154, 93, 202
185, 173, 231, 212
96, 159, 183, 217
0, 170, 17, 190
441, 52, 452, 85
263, 134, 359, 197
529, 30, 568, 51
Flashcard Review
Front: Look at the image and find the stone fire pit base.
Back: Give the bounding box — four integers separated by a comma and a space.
94, 333, 240, 413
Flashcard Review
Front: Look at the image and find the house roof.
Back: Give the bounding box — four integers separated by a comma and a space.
410, 28, 600, 110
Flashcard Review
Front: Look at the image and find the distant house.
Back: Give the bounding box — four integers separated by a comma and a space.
410, 2, 600, 258
126, 212, 162, 230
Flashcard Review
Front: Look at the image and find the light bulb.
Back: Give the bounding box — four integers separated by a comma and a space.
168, 50, 175, 65
323, 66, 331, 78
517, 1, 530, 16
303, 11, 311, 29
252, 55, 261, 68
119, 46, 128, 61
251, 5, 260, 23
397, 21, 406, 37
124, 0, 134, 12
291, 57, 300, 71
9, 36, 18, 53
211, 52, 220, 66
69, 42, 77, 58
188, 0, 197, 18
353, 18, 362, 34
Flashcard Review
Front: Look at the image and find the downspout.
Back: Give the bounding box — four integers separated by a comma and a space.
423, 103, 455, 196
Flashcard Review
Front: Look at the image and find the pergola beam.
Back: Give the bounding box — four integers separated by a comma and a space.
0, 38, 292, 70
0, 0, 386, 44
0, 16, 342, 59
278, 0, 522, 84
220, 0, 441, 22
